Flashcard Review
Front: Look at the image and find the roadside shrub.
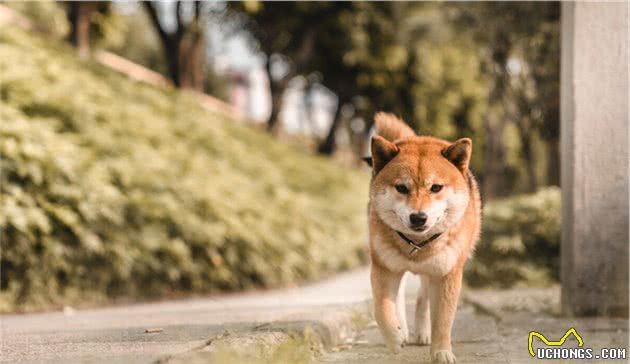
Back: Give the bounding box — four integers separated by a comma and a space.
465, 187, 561, 288
0, 29, 369, 312
3, 2, 70, 39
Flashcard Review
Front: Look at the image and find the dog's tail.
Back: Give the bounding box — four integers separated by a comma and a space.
374, 112, 415, 142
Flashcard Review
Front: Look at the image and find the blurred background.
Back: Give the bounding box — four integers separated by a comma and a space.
0, 1, 561, 313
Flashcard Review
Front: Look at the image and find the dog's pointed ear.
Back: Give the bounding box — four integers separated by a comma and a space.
371, 135, 399, 173
443, 138, 472, 172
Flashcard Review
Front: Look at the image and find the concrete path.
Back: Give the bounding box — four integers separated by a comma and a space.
1, 268, 377, 364
2, 269, 627, 364
318, 287, 629, 364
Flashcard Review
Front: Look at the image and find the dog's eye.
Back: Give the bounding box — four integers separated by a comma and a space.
430, 184, 443, 193
395, 184, 409, 194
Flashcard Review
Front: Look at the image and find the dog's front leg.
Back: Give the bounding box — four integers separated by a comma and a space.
414, 274, 431, 345
429, 267, 462, 364
371, 263, 405, 353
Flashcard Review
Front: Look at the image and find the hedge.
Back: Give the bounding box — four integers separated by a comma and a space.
0, 28, 369, 312
466, 187, 561, 288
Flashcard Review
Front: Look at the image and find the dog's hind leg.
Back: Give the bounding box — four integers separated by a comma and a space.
414, 273, 431, 345
371, 263, 405, 353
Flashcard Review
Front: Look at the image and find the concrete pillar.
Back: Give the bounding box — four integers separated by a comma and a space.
561, 2, 629, 317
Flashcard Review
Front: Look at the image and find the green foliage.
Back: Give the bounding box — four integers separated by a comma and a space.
4, 1, 69, 39
232, 2, 488, 167
90, 3, 129, 51
103, 4, 168, 77
450, 2, 561, 195
0, 28, 369, 312
232, 2, 560, 197
465, 187, 560, 288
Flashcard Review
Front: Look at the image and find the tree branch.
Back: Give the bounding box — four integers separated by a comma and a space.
294, 28, 316, 74
194, 1, 201, 20
175, 1, 184, 39
142, 1, 171, 46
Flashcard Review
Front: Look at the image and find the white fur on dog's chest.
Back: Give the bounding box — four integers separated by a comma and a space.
409, 244, 459, 276
373, 236, 461, 277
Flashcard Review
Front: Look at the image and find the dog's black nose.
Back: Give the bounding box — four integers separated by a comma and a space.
409, 212, 428, 227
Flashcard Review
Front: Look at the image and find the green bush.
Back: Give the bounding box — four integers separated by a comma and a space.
3, 2, 70, 39
0, 29, 369, 312
465, 187, 561, 288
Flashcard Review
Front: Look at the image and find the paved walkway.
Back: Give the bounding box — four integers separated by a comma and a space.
1, 269, 375, 364
1, 269, 627, 364
318, 287, 629, 364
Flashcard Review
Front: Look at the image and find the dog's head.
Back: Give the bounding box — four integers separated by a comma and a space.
368, 113, 472, 238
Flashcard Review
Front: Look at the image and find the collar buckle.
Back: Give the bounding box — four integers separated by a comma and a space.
396, 231, 442, 255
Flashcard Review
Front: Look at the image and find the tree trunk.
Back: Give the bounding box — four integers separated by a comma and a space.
266, 82, 283, 132
68, 2, 97, 58
520, 131, 538, 192
317, 97, 346, 155
143, 1, 208, 89
167, 44, 182, 87
265, 29, 315, 133
546, 137, 560, 186
179, 28, 204, 91
178, 2, 204, 91
481, 116, 507, 198
265, 60, 290, 133
481, 34, 512, 198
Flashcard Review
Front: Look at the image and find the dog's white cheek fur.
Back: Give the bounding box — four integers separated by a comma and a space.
436, 187, 469, 231
373, 188, 410, 232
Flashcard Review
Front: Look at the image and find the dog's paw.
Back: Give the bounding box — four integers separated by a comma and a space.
432, 350, 457, 364
401, 325, 409, 343
383, 328, 406, 353
414, 331, 431, 346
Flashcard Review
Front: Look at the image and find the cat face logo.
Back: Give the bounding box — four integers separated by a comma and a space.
528, 328, 584, 357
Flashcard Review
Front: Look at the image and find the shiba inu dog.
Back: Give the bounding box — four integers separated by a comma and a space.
366, 112, 481, 364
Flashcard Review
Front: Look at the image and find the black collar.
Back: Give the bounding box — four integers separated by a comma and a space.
396, 231, 443, 255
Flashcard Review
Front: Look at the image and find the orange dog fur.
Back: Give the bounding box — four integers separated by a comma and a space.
367, 112, 481, 364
